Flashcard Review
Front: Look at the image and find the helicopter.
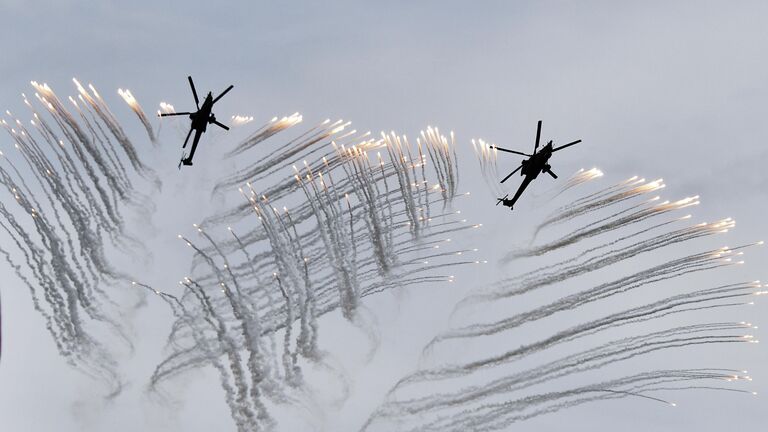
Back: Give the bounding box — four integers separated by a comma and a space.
159, 76, 233, 168
492, 120, 581, 210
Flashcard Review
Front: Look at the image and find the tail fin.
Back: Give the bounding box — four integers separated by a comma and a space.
496, 194, 509, 206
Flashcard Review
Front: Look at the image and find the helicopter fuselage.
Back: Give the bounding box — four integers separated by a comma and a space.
189, 94, 214, 133
160, 76, 234, 168
520, 144, 554, 178
494, 120, 580, 211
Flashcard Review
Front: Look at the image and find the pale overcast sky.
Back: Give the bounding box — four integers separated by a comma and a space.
0, 1, 766, 431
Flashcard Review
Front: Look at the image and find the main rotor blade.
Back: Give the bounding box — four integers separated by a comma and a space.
159, 112, 191, 117
552, 139, 581, 152
188, 76, 200, 109
212, 85, 234, 105
534, 120, 542, 152
500, 164, 523, 183
212, 119, 230, 131
491, 146, 531, 157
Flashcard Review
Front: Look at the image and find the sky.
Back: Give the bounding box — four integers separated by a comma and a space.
0, 1, 767, 431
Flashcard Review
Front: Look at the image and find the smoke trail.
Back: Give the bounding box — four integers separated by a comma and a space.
401, 370, 754, 432
3, 80, 474, 428
420, 127, 459, 208
363, 172, 761, 431
224, 113, 302, 159
72, 79, 159, 187
508, 195, 699, 259
378, 322, 752, 421
549, 167, 604, 199
118, 88, 157, 144
0, 78, 158, 393
430, 249, 748, 347
470, 138, 504, 197
147, 119, 473, 430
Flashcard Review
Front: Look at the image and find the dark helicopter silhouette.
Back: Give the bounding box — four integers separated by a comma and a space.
492, 120, 581, 210
159, 76, 233, 168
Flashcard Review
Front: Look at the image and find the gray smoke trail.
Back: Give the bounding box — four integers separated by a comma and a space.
180, 235, 274, 427
228, 226, 282, 388
430, 248, 745, 346
143, 281, 256, 432
487, 218, 735, 299
471, 138, 505, 197
198, 228, 283, 411
183, 276, 265, 431
118, 88, 157, 144
72, 79, 161, 188
420, 127, 459, 208
396, 280, 758, 386
378, 322, 750, 421
70, 95, 133, 188
538, 177, 663, 231
407, 370, 751, 432
362, 172, 760, 431
510, 195, 699, 259
148, 119, 473, 431
0, 78, 159, 393
547, 167, 604, 200
214, 118, 350, 195
223, 114, 302, 159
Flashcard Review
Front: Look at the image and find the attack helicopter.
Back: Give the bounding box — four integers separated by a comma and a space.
492, 120, 581, 210
159, 76, 233, 168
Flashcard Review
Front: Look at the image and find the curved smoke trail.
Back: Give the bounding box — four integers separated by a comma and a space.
362, 172, 762, 432
140, 119, 474, 431
0, 78, 159, 394
0, 78, 761, 432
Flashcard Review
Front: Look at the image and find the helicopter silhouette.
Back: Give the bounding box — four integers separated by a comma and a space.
492, 120, 581, 210
159, 76, 233, 168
